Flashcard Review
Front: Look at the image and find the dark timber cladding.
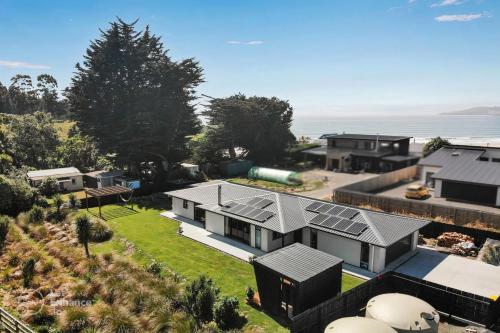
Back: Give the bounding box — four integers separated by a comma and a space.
253, 243, 343, 318
84, 185, 133, 218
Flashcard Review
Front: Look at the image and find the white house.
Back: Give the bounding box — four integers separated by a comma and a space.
165, 181, 428, 273
27, 167, 84, 192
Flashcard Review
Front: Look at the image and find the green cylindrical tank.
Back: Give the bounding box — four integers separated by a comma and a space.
248, 167, 302, 185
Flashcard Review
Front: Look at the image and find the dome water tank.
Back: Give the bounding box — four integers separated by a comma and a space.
324, 316, 397, 333
365, 293, 439, 333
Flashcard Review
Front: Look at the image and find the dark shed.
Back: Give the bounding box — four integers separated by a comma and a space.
252, 243, 343, 318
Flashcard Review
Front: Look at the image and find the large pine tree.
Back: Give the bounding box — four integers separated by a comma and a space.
66, 19, 203, 179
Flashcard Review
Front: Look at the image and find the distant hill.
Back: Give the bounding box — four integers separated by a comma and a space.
441, 106, 500, 116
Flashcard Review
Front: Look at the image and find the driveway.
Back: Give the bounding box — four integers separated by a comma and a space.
376, 180, 500, 214
395, 247, 500, 298
300, 169, 377, 200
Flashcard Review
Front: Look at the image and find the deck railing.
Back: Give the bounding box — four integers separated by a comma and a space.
0, 307, 35, 333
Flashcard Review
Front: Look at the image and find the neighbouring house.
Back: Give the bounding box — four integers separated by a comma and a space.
253, 243, 343, 318
419, 145, 500, 206
165, 181, 429, 273
181, 163, 200, 178
84, 170, 124, 188
27, 167, 84, 191
319, 133, 419, 173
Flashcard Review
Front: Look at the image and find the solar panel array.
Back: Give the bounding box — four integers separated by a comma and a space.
246, 197, 273, 209
305, 202, 368, 236
221, 201, 274, 222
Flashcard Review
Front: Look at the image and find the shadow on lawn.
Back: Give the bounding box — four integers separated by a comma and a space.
89, 205, 139, 221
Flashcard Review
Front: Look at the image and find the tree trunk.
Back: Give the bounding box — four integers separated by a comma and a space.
84, 242, 90, 258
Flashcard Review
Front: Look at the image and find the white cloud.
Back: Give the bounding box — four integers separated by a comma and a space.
435, 13, 485, 22
431, 0, 463, 7
0, 60, 50, 69
226, 40, 264, 45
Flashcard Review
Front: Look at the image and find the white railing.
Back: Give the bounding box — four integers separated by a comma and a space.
0, 307, 35, 333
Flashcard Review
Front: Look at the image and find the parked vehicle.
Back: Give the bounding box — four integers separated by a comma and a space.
405, 184, 430, 199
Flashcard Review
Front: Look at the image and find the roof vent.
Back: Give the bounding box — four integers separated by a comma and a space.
451, 151, 460, 157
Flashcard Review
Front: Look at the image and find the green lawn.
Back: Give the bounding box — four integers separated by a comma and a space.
90, 204, 365, 332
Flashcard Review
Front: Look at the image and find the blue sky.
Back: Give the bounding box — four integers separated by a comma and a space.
0, 0, 499, 115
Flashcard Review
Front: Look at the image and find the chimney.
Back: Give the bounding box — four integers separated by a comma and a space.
218, 185, 222, 206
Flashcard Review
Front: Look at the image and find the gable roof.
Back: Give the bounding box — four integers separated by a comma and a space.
419, 146, 500, 186
166, 181, 430, 247
320, 133, 411, 141
27, 167, 82, 180
253, 243, 343, 282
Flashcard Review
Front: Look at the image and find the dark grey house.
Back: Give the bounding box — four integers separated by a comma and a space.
419, 145, 500, 206
319, 133, 419, 173
165, 181, 429, 273
253, 243, 343, 318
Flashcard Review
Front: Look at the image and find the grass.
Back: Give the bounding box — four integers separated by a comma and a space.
53, 120, 75, 139
90, 204, 365, 332
228, 177, 324, 193
46, 190, 87, 205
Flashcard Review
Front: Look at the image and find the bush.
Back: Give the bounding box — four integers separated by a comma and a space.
0, 175, 36, 216
185, 275, 220, 324
213, 296, 240, 330
34, 196, 50, 208
423, 136, 451, 157
60, 307, 91, 333
39, 177, 59, 197
245, 286, 254, 303
22, 257, 36, 287
0, 215, 9, 250
28, 206, 45, 224
145, 259, 163, 277
89, 221, 113, 242
68, 193, 80, 209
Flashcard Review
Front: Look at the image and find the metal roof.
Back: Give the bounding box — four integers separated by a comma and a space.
253, 243, 343, 282
84, 170, 124, 178
320, 134, 411, 141
381, 154, 420, 162
27, 167, 82, 180
419, 147, 500, 186
166, 181, 430, 246
300, 146, 327, 156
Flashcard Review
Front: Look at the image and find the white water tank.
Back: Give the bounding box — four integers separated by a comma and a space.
324, 317, 397, 333
365, 293, 439, 333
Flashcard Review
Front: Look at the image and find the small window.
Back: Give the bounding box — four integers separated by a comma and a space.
380, 142, 390, 148
394, 143, 400, 149
493, 158, 500, 163
72, 178, 76, 184
329, 140, 336, 148
272, 231, 281, 240
479, 157, 489, 162
183, 200, 189, 209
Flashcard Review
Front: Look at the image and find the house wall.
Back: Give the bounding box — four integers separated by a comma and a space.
205, 211, 225, 236
62, 175, 84, 191
411, 231, 419, 250
497, 187, 500, 207
316, 231, 361, 267
302, 227, 311, 247
172, 197, 195, 220
261, 229, 294, 252
434, 179, 442, 198
420, 166, 441, 187
370, 246, 386, 273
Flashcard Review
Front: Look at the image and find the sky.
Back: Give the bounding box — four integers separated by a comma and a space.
0, 0, 499, 116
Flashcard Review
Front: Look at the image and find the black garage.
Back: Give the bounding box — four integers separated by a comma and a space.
441, 181, 497, 206
386, 234, 412, 265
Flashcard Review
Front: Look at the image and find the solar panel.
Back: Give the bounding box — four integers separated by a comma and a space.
321, 216, 342, 228
238, 205, 255, 216
246, 208, 262, 219
327, 205, 345, 216
345, 222, 368, 236
333, 218, 354, 231
221, 202, 237, 211
230, 204, 247, 214
246, 197, 263, 207
339, 208, 359, 219
253, 198, 273, 209
254, 211, 274, 222
305, 201, 323, 212
317, 203, 334, 213
309, 213, 329, 225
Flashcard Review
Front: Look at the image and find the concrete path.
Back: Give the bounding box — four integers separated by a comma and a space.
395, 247, 500, 298
160, 211, 265, 262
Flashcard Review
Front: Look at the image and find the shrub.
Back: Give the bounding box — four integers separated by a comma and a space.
423, 136, 451, 157
245, 286, 254, 303
89, 221, 113, 243
68, 193, 81, 209
0, 215, 9, 250
185, 275, 220, 324
75, 214, 91, 257
39, 177, 59, 197
146, 259, 163, 277
213, 296, 240, 330
60, 307, 91, 333
31, 304, 56, 326
0, 175, 36, 216
34, 196, 50, 208
22, 257, 36, 287
28, 206, 45, 224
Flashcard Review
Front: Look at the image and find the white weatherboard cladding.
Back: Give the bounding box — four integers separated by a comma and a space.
317, 230, 361, 267
172, 197, 194, 220
434, 179, 442, 198
497, 187, 500, 207
205, 211, 225, 236
371, 246, 386, 273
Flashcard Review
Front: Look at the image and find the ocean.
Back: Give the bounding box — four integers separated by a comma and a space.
291, 115, 500, 146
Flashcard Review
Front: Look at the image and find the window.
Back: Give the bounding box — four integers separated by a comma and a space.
328, 140, 336, 148
380, 142, 390, 148
310, 229, 317, 249
183, 200, 189, 209
493, 158, 500, 163
71, 178, 76, 184
479, 157, 489, 162
394, 143, 400, 149
272, 231, 281, 241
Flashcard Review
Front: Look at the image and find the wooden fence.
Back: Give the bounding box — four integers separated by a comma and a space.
290, 272, 500, 333
0, 308, 35, 333
333, 188, 500, 231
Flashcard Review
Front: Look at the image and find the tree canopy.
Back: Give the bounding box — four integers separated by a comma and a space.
198, 94, 295, 163
423, 136, 451, 157
66, 19, 203, 180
